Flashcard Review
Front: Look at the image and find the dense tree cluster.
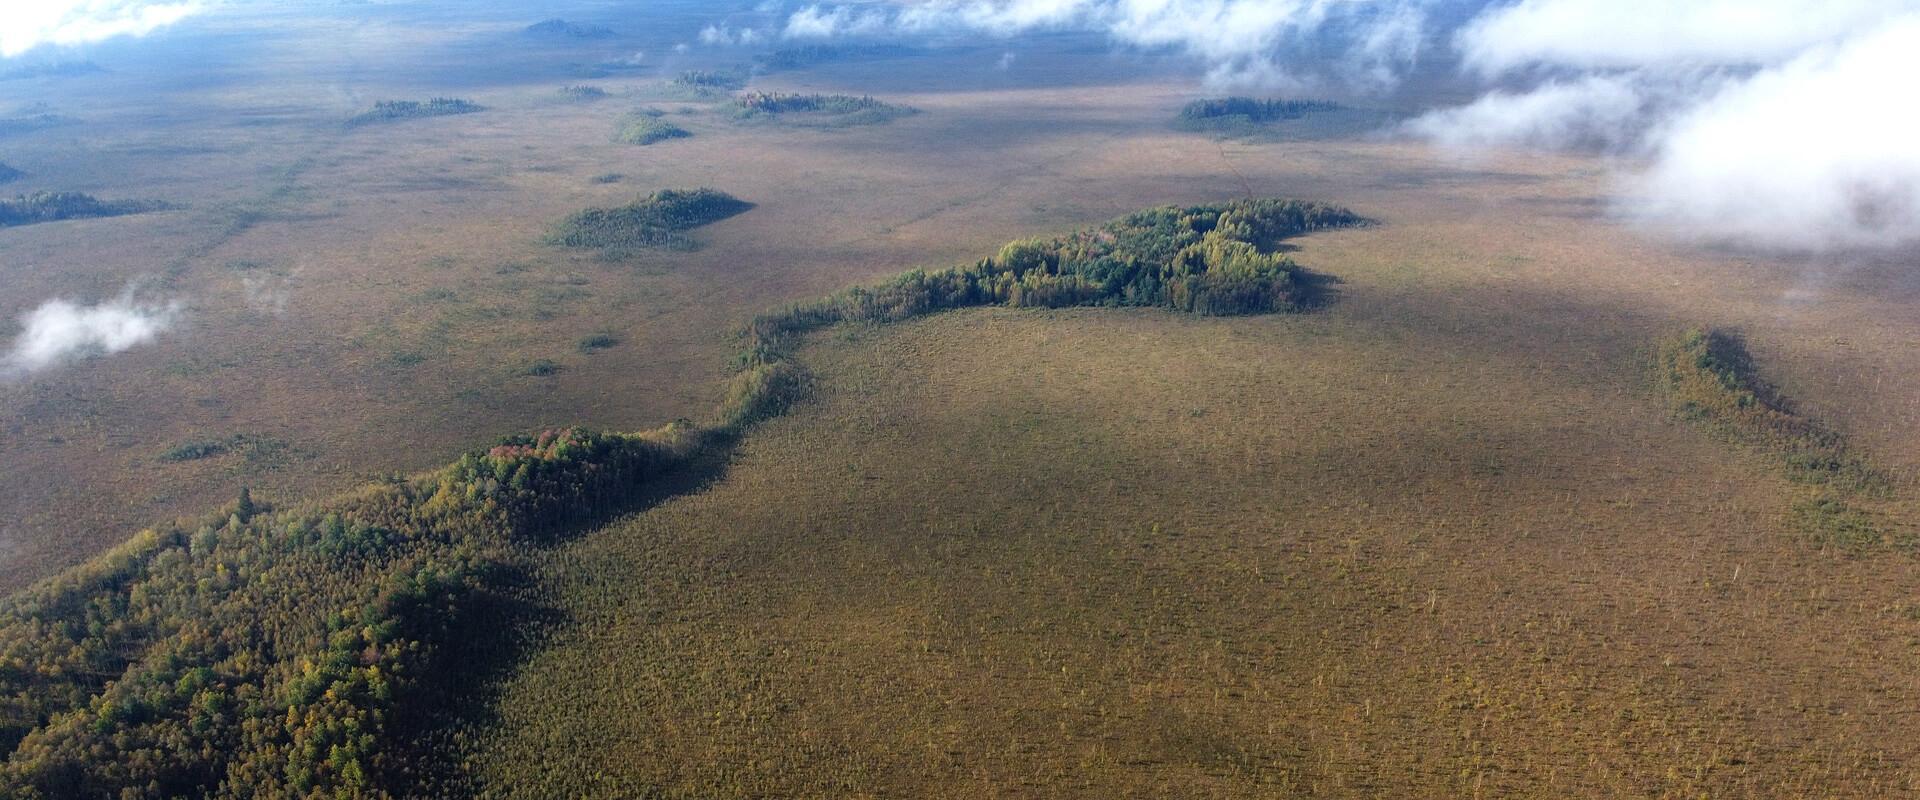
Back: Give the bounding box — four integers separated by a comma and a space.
0, 426, 702, 798
730, 92, 913, 125
556, 85, 607, 101
545, 188, 752, 252
0, 197, 1364, 797
672, 70, 748, 92
611, 113, 688, 146
346, 99, 483, 127
0, 191, 149, 227
1179, 97, 1342, 123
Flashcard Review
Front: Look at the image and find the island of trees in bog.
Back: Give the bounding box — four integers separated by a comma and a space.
346, 99, 484, 127
1176, 97, 1376, 138
0, 197, 1367, 799
612, 111, 688, 145
0, 191, 152, 227
545, 188, 754, 254
730, 92, 916, 127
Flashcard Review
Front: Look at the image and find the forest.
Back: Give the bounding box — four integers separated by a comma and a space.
0, 198, 1361, 798
346, 99, 483, 127
0, 191, 149, 227
1179, 97, 1343, 123
730, 93, 915, 126
556, 85, 607, 101
545, 188, 752, 252
611, 112, 688, 146
672, 70, 748, 92
0, 163, 20, 184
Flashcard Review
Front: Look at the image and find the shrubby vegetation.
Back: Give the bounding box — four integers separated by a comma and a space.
1656, 328, 1908, 551
556, 85, 607, 101
347, 99, 483, 127
612, 112, 688, 145
731, 92, 915, 127
545, 188, 752, 252
0, 191, 150, 227
672, 70, 748, 92
0, 197, 1364, 797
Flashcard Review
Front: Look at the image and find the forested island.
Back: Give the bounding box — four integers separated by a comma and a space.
347, 99, 484, 127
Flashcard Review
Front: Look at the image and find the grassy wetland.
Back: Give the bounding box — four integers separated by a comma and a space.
1, 1, 1919, 797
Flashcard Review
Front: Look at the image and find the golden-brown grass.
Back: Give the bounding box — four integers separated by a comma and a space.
451, 301, 1920, 798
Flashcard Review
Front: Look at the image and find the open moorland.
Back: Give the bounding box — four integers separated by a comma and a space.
1, 0, 1919, 797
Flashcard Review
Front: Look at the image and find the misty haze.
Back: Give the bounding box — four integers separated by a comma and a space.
1, 0, 1918, 797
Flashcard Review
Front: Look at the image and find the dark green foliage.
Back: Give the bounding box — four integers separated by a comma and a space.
545, 188, 753, 252
588, 173, 622, 185
673, 70, 748, 92
731, 92, 915, 127
577, 333, 619, 353
1180, 97, 1342, 123
0, 191, 149, 227
523, 19, 614, 38
347, 98, 483, 127
612, 113, 688, 145
0, 163, 20, 184
159, 439, 232, 463
520, 359, 562, 377
557, 85, 607, 101
0, 426, 703, 798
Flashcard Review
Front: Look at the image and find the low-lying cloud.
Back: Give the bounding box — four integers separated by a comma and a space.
768, 0, 1432, 91
1408, 0, 1920, 251
0, 1, 206, 58
3, 293, 179, 378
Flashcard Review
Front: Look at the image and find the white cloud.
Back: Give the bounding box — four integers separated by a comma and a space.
1632, 18, 1920, 250
1406, 0, 1920, 252
777, 0, 1433, 90
1458, 0, 1920, 76
0, 0, 206, 58
1404, 74, 1649, 151
3, 293, 179, 377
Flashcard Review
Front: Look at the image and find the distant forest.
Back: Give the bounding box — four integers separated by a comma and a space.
0, 191, 150, 227
0, 163, 21, 184
347, 99, 483, 127
755, 45, 921, 71
731, 92, 916, 126
0, 197, 1366, 799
